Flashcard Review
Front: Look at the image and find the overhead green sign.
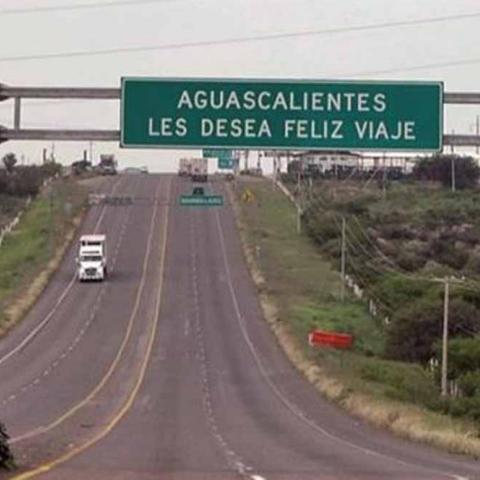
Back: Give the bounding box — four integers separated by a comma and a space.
203, 148, 233, 158
179, 195, 224, 206
218, 157, 234, 169
121, 77, 443, 151
202, 148, 235, 169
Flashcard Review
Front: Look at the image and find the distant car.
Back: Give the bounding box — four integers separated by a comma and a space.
192, 186, 205, 196
140, 166, 149, 174
123, 167, 142, 174
71, 160, 92, 175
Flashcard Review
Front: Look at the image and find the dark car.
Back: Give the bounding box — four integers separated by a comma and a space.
192, 186, 205, 196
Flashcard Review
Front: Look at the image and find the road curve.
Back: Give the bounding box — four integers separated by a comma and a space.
1, 174, 479, 480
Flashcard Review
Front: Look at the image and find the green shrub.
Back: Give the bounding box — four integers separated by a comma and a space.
412, 154, 480, 190
458, 371, 480, 397
396, 251, 426, 272
0, 422, 14, 470
385, 298, 480, 363
372, 274, 430, 310
359, 358, 438, 405
438, 397, 480, 421
447, 337, 480, 379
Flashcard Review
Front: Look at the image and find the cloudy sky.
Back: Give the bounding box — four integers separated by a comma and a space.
0, 0, 479, 172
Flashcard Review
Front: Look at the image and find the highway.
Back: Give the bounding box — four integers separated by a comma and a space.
0, 174, 479, 480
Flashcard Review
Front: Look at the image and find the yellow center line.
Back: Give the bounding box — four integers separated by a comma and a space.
12, 177, 171, 479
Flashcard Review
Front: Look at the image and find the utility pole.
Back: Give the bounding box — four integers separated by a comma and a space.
382, 153, 387, 199
272, 157, 277, 190
296, 155, 305, 235
340, 217, 346, 302
49, 181, 55, 259
451, 156, 456, 193
433, 275, 463, 396
296, 204, 302, 235
296, 157, 301, 234
50, 142, 55, 163
476, 115, 479, 155
441, 277, 450, 397
89, 141, 94, 164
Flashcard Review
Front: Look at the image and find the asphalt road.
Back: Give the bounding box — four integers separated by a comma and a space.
0, 174, 479, 480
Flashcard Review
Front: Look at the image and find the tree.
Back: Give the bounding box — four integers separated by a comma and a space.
0, 422, 14, 470
1, 153, 17, 174
445, 337, 480, 379
385, 296, 480, 363
412, 154, 480, 189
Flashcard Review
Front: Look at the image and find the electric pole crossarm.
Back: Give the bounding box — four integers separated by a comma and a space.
0, 129, 120, 142
443, 134, 480, 147
0, 86, 120, 100
444, 92, 480, 104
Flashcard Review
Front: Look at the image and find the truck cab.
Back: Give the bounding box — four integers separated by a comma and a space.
77, 235, 107, 281
98, 155, 117, 175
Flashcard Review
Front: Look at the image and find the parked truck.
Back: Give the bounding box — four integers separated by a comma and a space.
190, 158, 208, 182
178, 158, 192, 177
98, 154, 117, 175
76, 235, 107, 281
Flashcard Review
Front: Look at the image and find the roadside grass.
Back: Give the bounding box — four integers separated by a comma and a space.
236, 179, 383, 355
0, 195, 25, 228
0, 179, 87, 334
233, 177, 480, 456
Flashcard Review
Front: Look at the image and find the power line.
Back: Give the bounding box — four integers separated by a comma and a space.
0, 0, 180, 15
0, 11, 480, 63
303, 180, 480, 289
346, 57, 480, 77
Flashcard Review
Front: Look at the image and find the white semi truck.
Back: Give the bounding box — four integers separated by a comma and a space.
178, 158, 192, 177
77, 235, 107, 281
190, 158, 208, 182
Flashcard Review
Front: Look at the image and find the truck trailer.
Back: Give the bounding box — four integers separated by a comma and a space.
190, 158, 208, 182
178, 158, 192, 177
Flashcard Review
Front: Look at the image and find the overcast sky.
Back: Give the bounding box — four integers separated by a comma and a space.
0, 0, 479, 172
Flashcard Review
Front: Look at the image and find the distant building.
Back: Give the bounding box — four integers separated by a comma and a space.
293, 150, 362, 174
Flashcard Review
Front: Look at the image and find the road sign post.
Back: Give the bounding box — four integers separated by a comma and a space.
121, 77, 443, 151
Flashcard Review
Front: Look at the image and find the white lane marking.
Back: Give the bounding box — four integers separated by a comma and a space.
251, 476, 267, 480
0, 276, 76, 367
214, 207, 470, 480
